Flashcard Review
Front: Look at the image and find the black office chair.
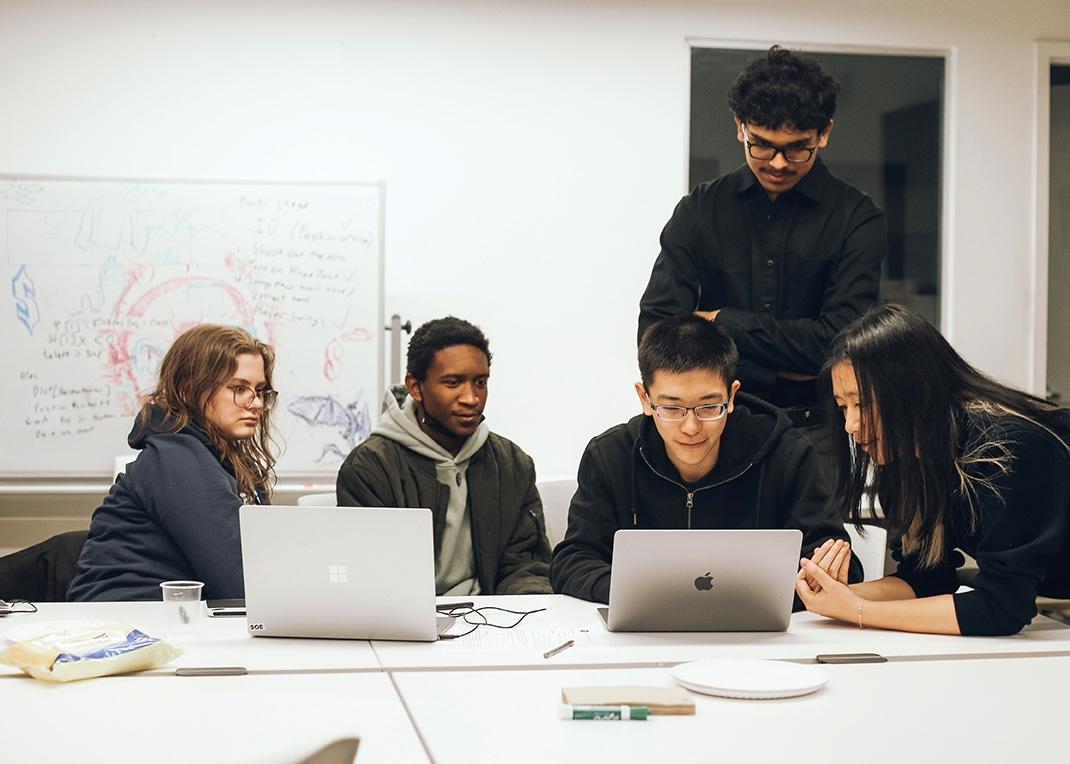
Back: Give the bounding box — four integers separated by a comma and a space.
0, 530, 88, 602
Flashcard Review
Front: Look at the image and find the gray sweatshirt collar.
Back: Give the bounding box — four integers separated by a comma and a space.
372, 389, 490, 465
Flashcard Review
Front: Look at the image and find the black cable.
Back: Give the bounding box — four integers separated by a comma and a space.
437, 605, 546, 640
0, 598, 38, 615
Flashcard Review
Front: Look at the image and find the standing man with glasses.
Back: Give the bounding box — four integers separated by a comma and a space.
550, 316, 859, 604
639, 45, 887, 462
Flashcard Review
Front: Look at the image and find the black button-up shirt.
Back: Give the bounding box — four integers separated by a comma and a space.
638, 158, 887, 408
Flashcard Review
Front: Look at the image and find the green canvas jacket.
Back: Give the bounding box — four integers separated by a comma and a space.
337, 433, 552, 595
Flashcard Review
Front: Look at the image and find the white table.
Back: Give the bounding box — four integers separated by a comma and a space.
0, 601, 380, 674
5, 597, 1070, 764
394, 658, 1070, 764
1, 671, 428, 764
372, 594, 1070, 671
8, 597, 1070, 677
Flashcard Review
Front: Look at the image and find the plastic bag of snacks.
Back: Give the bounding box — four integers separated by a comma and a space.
0, 621, 182, 682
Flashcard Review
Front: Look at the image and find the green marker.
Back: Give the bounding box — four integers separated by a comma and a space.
560, 704, 650, 721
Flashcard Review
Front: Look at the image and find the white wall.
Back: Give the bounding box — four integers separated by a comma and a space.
0, 0, 1066, 489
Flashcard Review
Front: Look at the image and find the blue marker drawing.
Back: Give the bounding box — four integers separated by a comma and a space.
132, 338, 164, 378
316, 443, 350, 463
288, 394, 372, 463
11, 265, 41, 335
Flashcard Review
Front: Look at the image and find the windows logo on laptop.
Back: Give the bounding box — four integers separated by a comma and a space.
240, 505, 453, 641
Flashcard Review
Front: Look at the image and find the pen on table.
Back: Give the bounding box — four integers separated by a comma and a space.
543, 639, 574, 659
175, 667, 248, 677
560, 705, 650, 721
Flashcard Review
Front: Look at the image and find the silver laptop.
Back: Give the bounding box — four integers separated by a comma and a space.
601, 529, 803, 632
239, 505, 445, 641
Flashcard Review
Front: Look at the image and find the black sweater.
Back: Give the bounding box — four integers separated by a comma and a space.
550, 393, 860, 603
891, 410, 1070, 636
67, 408, 264, 602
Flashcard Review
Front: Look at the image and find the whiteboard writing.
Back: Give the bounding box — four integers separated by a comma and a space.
1, 177, 383, 476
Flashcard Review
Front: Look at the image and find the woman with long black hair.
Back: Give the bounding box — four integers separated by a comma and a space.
796, 303, 1070, 635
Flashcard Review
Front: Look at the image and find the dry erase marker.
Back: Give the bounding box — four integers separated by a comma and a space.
560, 705, 650, 721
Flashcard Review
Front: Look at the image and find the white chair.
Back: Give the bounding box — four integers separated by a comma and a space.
113, 453, 138, 479
844, 523, 888, 582
535, 477, 577, 549
297, 492, 338, 507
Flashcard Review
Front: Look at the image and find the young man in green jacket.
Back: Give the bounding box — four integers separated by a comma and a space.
336, 316, 551, 595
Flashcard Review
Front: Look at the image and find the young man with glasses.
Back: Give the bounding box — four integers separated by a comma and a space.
550, 315, 859, 604
639, 45, 886, 462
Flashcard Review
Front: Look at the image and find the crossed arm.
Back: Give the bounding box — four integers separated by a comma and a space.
695, 309, 816, 381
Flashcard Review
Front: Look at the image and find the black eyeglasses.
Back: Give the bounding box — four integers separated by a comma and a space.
227, 384, 278, 411
646, 397, 729, 422
744, 127, 818, 164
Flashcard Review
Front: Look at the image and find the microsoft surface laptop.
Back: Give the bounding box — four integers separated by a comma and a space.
240, 505, 447, 641
601, 529, 803, 632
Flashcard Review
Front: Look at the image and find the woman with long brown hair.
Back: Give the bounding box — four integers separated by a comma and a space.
68, 324, 277, 601
796, 304, 1070, 635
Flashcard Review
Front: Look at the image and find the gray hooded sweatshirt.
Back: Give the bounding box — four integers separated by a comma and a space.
372, 392, 488, 595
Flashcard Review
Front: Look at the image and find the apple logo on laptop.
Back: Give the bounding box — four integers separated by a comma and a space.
694, 571, 714, 591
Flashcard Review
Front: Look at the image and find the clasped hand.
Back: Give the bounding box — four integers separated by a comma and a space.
796, 538, 863, 623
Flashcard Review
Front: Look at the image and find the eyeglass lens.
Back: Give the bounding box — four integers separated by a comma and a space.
232, 386, 277, 410
655, 404, 726, 421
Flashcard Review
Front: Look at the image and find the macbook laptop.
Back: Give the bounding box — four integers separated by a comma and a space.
600, 529, 803, 632
239, 505, 451, 641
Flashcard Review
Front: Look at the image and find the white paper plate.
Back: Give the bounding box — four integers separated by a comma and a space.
3, 620, 130, 644
672, 658, 829, 700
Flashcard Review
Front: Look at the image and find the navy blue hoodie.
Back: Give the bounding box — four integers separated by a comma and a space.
67, 408, 264, 602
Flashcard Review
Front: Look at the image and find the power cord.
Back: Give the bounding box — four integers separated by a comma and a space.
0, 599, 39, 616
436, 604, 546, 640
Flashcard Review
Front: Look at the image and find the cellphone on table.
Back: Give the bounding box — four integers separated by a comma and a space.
436, 601, 474, 612
206, 598, 247, 617
815, 653, 887, 664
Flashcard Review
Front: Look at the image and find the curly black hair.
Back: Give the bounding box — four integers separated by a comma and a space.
728, 45, 839, 132
406, 316, 492, 380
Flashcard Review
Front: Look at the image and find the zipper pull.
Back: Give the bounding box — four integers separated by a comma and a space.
632, 511, 638, 527
686, 492, 694, 510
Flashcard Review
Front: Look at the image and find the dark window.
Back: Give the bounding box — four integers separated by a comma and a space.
1047, 64, 1070, 404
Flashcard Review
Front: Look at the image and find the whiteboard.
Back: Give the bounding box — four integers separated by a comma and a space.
2, 176, 383, 477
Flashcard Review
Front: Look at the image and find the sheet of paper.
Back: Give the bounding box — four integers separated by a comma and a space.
441, 625, 595, 650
